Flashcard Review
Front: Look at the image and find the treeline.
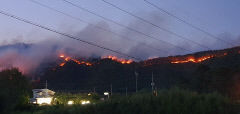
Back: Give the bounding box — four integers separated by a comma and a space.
1, 69, 240, 114
0, 68, 32, 113
16, 88, 239, 114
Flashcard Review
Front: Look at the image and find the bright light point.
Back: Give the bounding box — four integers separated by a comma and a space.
104, 92, 109, 95
68, 100, 74, 105
81, 101, 86, 105
81, 100, 90, 105
88, 93, 91, 96
59, 55, 65, 58
36, 98, 52, 105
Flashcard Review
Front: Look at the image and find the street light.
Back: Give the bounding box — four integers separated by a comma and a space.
81, 100, 90, 105
67, 100, 74, 105
104, 92, 109, 99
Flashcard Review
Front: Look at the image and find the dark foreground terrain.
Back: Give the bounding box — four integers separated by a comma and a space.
0, 69, 239, 114
7, 89, 240, 114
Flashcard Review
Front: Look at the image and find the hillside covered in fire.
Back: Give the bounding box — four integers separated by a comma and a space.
29, 46, 240, 99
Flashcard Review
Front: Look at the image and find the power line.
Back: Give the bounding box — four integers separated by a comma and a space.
144, 0, 235, 47
0, 10, 141, 61
28, 0, 169, 54
62, 0, 193, 53
101, 0, 212, 50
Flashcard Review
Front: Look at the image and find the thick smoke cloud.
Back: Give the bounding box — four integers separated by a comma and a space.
0, 11, 239, 75
0, 41, 60, 75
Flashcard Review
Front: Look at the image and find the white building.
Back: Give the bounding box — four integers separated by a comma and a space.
30, 89, 55, 105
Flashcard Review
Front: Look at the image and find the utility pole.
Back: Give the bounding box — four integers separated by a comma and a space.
126, 87, 128, 96
45, 80, 48, 89
135, 71, 138, 93
155, 87, 158, 96
151, 72, 155, 95
110, 84, 112, 96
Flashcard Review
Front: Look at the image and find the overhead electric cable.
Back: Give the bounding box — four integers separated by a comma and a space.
28, 0, 169, 54
62, 0, 194, 53
0, 10, 141, 61
101, 0, 212, 50
144, 0, 235, 47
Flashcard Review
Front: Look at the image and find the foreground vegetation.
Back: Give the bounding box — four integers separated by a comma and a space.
11, 88, 239, 114
1, 69, 240, 114
0, 68, 31, 113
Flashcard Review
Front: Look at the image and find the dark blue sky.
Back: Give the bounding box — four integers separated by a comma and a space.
0, 0, 240, 58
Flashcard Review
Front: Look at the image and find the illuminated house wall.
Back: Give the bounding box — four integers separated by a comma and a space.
31, 89, 55, 105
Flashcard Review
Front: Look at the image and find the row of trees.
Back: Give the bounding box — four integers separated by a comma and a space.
1, 68, 240, 114
53, 92, 100, 105
16, 88, 239, 114
0, 68, 32, 113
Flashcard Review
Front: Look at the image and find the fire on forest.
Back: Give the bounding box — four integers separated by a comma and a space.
102, 55, 133, 64
58, 51, 229, 66
171, 56, 214, 64
59, 54, 92, 67
171, 52, 228, 64
58, 54, 133, 67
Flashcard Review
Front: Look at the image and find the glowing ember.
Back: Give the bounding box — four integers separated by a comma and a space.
59, 63, 66, 67
58, 54, 92, 67
65, 57, 70, 61
171, 55, 214, 64
170, 52, 230, 64
102, 55, 133, 64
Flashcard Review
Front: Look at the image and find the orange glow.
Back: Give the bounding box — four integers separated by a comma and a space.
171, 52, 230, 64
102, 55, 133, 64
65, 57, 70, 61
59, 63, 66, 67
59, 55, 65, 58
171, 55, 214, 64
58, 54, 92, 67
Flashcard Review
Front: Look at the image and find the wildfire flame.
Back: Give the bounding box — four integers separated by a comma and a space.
102, 55, 133, 64
171, 52, 228, 64
171, 56, 213, 64
59, 63, 66, 67
59, 54, 92, 67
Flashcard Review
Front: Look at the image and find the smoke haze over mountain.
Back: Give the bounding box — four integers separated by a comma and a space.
0, 10, 240, 74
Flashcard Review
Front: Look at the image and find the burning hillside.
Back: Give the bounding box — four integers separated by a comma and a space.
171, 56, 213, 64
101, 55, 133, 64
57, 48, 240, 68
40, 46, 240, 97
142, 47, 240, 66
59, 54, 92, 67
2, 42, 240, 75
171, 52, 228, 64
58, 54, 134, 67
